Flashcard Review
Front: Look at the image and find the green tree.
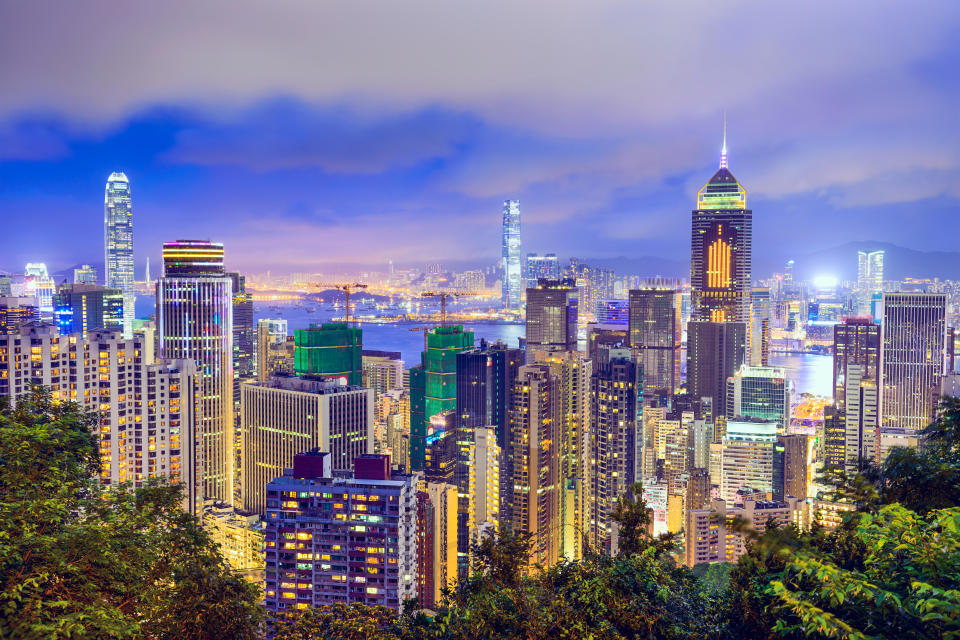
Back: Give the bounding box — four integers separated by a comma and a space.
271, 603, 401, 640
0, 388, 263, 639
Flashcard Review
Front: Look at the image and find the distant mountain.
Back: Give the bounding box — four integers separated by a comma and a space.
781, 242, 960, 282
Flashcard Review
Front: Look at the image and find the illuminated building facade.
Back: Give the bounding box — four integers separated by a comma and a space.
720, 419, 778, 502
690, 136, 752, 323
525, 278, 578, 356
0, 325, 202, 513
596, 298, 629, 325
725, 365, 791, 430
104, 172, 135, 338
257, 318, 290, 382
526, 253, 559, 289
587, 347, 641, 554
687, 320, 746, 418
508, 364, 561, 570
750, 288, 771, 366
408, 325, 474, 472
0, 296, 39, 334
263, 452, 418, 613
501, 200, 522, 310
294, 322, 362, 386
857, 250, 884, 315
53, 283, 124, 338
157, 240, 234, 503
880, 293, 947, 437
833, 318, 880, 402
229, 273, 255, 385
240, 375, 373, 515
73, 264, 97, 285
628, 288, 682, 395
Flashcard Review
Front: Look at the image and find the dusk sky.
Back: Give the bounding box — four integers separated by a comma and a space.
1, 1, 959, 275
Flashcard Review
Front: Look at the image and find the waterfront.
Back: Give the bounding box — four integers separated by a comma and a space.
136, 296, 834, 398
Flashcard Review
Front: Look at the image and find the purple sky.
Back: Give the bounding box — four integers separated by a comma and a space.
1, 1, 959, 275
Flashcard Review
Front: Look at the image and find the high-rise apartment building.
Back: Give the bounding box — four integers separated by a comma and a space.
687, 320, 746, 418
240, 375, 373, 514
0, 325, 203, 513
157, 240, 234, 503
0, 296, 39, 334
294, 322, 362, 386
508, 364, 561, 570
362, 351, 404, 396
104, 172, 135, 338
725, 365, 791, 430
409, 325, 474, 472
587, 347, 641, 553
880, 293, 947, 440
501, 200, 522, 311
777, 434, 809, 500
628, 288, 682, 395
263, 452, 418, 613
526, 253, 559, 289
525, 278, 578, 356
690, 135, 752, 323
53, 283, 124, 337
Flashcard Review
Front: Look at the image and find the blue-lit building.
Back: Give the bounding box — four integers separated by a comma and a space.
595, 298, 629, 325
104, 172, 134, 338
501, 200, 522, 310
53, 284, 124, 338
526, 253, 559, 289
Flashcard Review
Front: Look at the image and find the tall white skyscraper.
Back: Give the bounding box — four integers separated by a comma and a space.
501, 200, 522, 311
857, 250, 884, 316
104, 172, 134, 338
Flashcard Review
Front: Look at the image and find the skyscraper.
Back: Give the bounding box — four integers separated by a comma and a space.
687, 320, 746, 418
750, 288, 771, 366
229, 272, 255, 385
832, 317, 881, 470
526, 253, 559, 289
726, 365, 791, 430
880, 293, 947, 446
501, 200, 522, 311
690, 129, 752, 323
525, 278, 578, 356
157, 240, 234, 503
104, 172, 134, 338
857, 250, 884, 315
409, 325, 475, 471
628, 288, 682, 395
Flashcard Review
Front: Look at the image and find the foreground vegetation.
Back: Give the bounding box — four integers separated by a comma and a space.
2, 389, 959, 639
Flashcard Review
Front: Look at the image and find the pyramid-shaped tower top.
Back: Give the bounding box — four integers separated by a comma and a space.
696, 118, 746, 210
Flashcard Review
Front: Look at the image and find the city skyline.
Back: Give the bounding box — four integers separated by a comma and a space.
2, 2, 960, 274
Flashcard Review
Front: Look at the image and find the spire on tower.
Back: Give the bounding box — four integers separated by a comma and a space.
720, 112, 728, 169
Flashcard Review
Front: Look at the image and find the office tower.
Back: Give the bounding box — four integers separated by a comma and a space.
690, 131, 752, 323
256, 318, 289, 382
263, 452, 417, 612
294, 322, 362, 386
508, 364, 561, 569
750, 288, 771, 366
73, 264, 97, 285
417, 481, 458, 609
687, 320, 746, 418
533, 349, 592, 560
229, 273, 255, 384
777, 434, 809, 500
53, 284, 124, 338
880, 293, 947, 440
526, 253, 560, 289
595, 299, 629, 325
725, 365, 791, 430
501, 200, 522, 310
587, 324, 629, 365
628, 288, 682, 395
104, 172, 134, 338
833, 318, 881, 403
587, 347, 641, 554
144, 257, 151, 284
157, 240, 234, 503
455, 340, 521, 574
525, 278, 578, 356
857, 250, 884, 315
23, 263, 56, 316
240, 375, 373, 514
409, 325, 475, 472
0, 297, 39, 334
0, 325, 203, 513
720, 419, 778, 502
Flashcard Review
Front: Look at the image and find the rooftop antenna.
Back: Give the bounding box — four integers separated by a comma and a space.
720, 112, 728, 169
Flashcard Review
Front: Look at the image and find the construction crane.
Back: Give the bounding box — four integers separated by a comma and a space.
307, 282, 368, 327
420, 290, 479, 326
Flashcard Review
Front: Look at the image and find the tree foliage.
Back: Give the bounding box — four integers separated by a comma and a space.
0, 388, 263, 639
